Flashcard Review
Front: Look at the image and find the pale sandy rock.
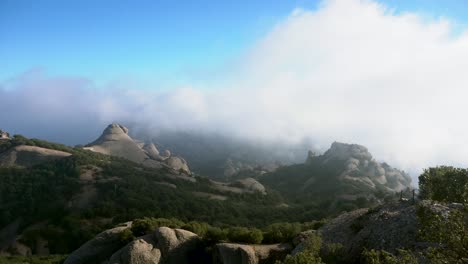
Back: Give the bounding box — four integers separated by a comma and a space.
161, 150, 171, 159
308, 142, 412, 192
85, 124, 192, 175
64, 222, 132, 264
0, 130, 9, 139
109, 235, 161, 264
164, 156, 190, 175
143, 143, 161, 160
0, 145, 71, 167
154, 227, 201, 264
215, 243, 257, 264
85, 124, 148, 163
232, 178, 266, 194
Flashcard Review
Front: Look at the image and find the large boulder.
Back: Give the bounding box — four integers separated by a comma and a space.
231, 178, 266, 194
64, 222, 132, 264
143, 143, 162, 161
154, 227, 200, 264
106, 226, 201, 264
109, 235, 161, 264
215, 243, 257, 264
163, 157, 191, 175
214, 243, 291, 264
306, 202, 420, 262
0, 145, 71, 167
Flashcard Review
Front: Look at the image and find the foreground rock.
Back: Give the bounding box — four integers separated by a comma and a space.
64, 222, 132, 264
67, 224, 293, 264
66, 225, 202, 264
109, 236, 161, 264
214, 243, 292, 264
291, 201, 464, 263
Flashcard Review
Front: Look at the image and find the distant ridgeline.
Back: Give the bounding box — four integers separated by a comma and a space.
259, 142, 412, 209
0, 125, 412, 256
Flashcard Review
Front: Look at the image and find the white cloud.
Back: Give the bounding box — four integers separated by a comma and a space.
2, 0, 468, 181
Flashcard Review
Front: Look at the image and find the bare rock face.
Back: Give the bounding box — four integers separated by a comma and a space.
299, 202, 434, 263
84, 124, 191, 175
154, 227, 200, 264
108, 227, 200, 264
308, 142, 411, 192
64, 222, 132, 264
215, 243, 257, 264
85, 124, 148, 164
161, 150, 171, 159
143, 143, 161, 160
231, 178, 266, 194
0, 145, 71, 167
0, 129, 9, 140
68, 224, 292, 264
163, 157, 191, 175
109, 235, 161, 264
323, 142, 372, 161
214, 243, 292, 264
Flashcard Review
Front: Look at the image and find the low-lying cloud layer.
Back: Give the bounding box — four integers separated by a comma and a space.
2, 0, 468, 179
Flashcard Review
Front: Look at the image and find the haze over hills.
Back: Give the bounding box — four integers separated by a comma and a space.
0, 124, 414, 257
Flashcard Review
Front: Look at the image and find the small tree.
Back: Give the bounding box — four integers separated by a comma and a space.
279, 233, 324, 264
419, 166, 468, 204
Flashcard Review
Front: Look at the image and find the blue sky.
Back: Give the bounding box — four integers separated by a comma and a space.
3, 0, 468, 175
2, 0, 467, 87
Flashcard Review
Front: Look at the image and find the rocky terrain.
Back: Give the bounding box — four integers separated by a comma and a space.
64, 223, 292, 264
260, 142, 412, 209
62, 199, 466, 264
85, 123, 191, 175
0, 125, 428, 263
0, 145, 72, 167
314, 142, 412, 192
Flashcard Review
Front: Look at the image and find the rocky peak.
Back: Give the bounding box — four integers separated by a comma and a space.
103, 123, 129, 135
323, 142, 372, 161
0, 129, 10, 140
305, 142, 411, 192
85, 124, 192, 176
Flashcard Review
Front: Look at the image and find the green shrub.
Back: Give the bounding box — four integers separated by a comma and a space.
419, 166, 468, 203
417, 204, 468, 262
226, 227, 263, 244
182, 221, 210, 237
263, 222, 302, 243
279, 233, 324, 264
130, 217, 184, 236
361, 249, 418, 264
320, 243, 345, 264
118, 229, 135, 246
204, 226, 227, 242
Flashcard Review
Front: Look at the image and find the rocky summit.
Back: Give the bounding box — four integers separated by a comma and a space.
85, 123, 191, 175
0, 130, 9, 140
308, 142, 411, 192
